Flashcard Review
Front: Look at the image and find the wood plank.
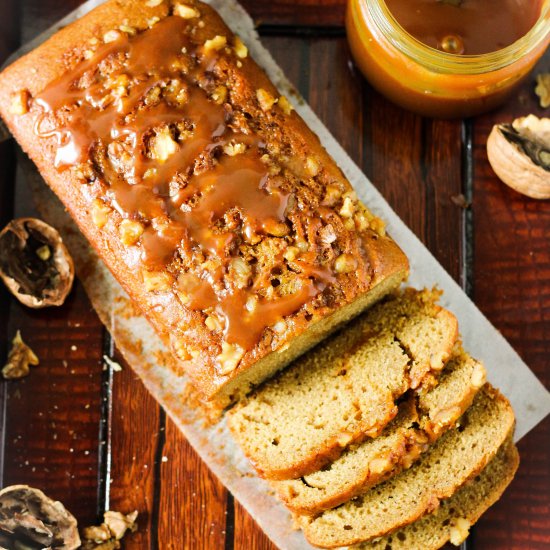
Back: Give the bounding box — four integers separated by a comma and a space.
471, 52, 550, 549
107, 349, 161, 548
240, 0, 345, 28
157, 420, 228, 549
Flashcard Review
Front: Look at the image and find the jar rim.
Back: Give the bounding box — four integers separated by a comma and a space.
359, 0, 550, 74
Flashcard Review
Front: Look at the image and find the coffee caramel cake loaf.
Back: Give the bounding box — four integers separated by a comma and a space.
0, 0, 408, 406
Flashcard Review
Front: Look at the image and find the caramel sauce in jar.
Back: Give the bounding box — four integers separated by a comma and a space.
31, 15, 348, 358
346, 0, 550, 117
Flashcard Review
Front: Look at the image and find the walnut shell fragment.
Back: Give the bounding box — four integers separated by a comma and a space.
0, 218, 74, 308
487, 115, 550, 199
2, 331, 39, 380
0, 485, 80, 550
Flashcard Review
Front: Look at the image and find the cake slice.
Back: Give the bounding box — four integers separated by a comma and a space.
273, 347, 485, 513
297, 384, 515, 548
0, 0, 408, 408
360, 437, 519, 549
228, 289, 458, 480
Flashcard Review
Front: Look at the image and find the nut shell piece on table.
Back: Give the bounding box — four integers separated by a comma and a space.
0, 217, 74, 308
487, 115, 550, 199
0, 485, 81, 550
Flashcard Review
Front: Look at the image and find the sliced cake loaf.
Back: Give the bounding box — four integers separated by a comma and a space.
227, 289, 458, 479
360, 437, 519, 550
273, 348, 486, 513
297, 384, 515, 548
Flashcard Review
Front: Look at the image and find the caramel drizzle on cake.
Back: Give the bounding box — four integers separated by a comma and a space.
32, 15, 338, 353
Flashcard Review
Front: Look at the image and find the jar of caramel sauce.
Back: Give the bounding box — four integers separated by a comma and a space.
346, 0, 550, 118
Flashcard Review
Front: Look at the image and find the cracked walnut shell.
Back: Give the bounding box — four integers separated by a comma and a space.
0, 218, 74, 308
0, 485, 80, 550
487, 115, 550, 199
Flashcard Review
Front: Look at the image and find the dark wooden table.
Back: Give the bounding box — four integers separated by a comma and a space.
0, 1, 549, 549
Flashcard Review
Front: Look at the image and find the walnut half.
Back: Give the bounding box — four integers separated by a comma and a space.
487, 115, 550, 199
0, 218, 74, 308
0, 485, 80, 549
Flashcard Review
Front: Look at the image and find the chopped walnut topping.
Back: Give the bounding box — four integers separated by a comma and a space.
91, 200, 111, 229
119, 24, 136, 36
203, 35, 227, 53
265, 220, 289, 237
217, 342, 245, 375
234, 37, 248, 59
223, 142, 247, 157
230, 257, 252, 289
278, 95, 294, 115
151, 127, 178, 161
449, 517, 471, 546
339, 194, 356, 218
9, 89, 30, 115
147, 16, 161, 27
284, 246, 299, 261
256, 88, 277, 111
305, 156, 321, 177
142, 270, 173, 292
119, 219, 144, 246
205, 313, 223, 332
2, 331, 39, 380
322, 184, 342, 206
146, 0, 164, 6
211, 85, 228, 105
174, 3, 200, 18
272, 320, 287, 335
535, 73, 550, 109
103, 30, 122, 43
334, 253, 358, 274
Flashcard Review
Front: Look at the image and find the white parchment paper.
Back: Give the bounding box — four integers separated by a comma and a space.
4, 1, 550, 549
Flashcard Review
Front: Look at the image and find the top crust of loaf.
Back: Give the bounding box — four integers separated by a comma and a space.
0, 0, 408, 406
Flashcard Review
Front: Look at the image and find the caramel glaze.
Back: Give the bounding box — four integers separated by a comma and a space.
33, 16, 339, 353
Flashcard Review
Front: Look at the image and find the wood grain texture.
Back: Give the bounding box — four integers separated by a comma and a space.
240, 0, 345, 27
471, 53, 550, 550
0, 1, 548, 549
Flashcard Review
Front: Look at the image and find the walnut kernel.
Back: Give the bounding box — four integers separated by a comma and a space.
9, 89, 30, 115
142, 270, 172, 292
449, 517, 471, 546
2, 331, 39, 380
234, 37, 248, 59
334, 253, 357, 274
203, 35, 227, 52
119, 219, 144, 246
174, 3, 200, 18
92, 199, 112, 229
278, 95, 294, 115
256, 88, 277, 111
151, 127, 178, 161
103, 30, 122, 43
217, 342, 245, 375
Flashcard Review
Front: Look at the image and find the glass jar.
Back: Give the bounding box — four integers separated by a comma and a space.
346, 0, 550, 118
